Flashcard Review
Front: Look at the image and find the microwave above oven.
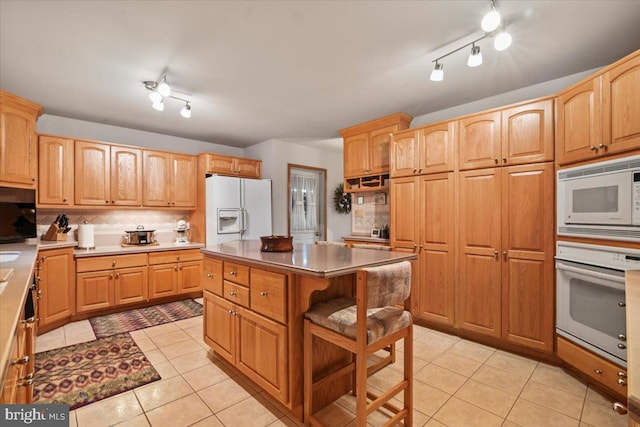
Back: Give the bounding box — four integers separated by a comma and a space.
557, 154, 640, 242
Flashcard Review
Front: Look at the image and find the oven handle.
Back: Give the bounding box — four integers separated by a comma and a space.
556, 260, 626, 285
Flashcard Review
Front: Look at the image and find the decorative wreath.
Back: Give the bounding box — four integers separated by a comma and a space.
333, 183, 351, 214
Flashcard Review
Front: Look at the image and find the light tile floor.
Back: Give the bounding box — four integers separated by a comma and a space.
35, 300, 629, 427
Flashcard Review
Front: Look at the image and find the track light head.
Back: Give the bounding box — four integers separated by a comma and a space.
430, 62, 444, 82
152, 99, 164, 111
149, 91, 163, 103
157, 76, 171, 97
494, 31, 512, 51
467, 44, 483, 67
180, 102, 192, 118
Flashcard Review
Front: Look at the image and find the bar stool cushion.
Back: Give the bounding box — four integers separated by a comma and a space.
305, 296, 412, 344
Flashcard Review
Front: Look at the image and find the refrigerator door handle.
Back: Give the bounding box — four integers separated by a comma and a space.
241, 208, 247, 233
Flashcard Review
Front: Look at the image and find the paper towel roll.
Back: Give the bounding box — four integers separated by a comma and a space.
78, 223, 95, 249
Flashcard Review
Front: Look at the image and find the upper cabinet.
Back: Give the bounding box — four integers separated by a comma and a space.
143, 150, 196, 208
205, 153, 261, 179
0, 90, 43, 189
341, 113, 412, 179
390, 121, 457, 177
459, 99, 553, 171
110, 145, 143, 206
38, 135, 74, 206
557, 50, 640, 166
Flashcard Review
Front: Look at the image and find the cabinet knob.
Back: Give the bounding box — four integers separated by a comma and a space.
618, 334, 626, 341
176, 255, 180, 260
618, 371, 627, 378
413, 169, 417, 173
11, 355, 29, 366
494, 158, 499, 164
594, 369, 603, 374
112, 261, 116, 267
598, 143, 606, 150
229, 271, 237, 275
32, 177, 37, 182
259, 291, 268, 296
174, 266, 178, 271
617, 343, 626, 349
618, 378, 627, 387
207, 273, 213, 278
109, 273, 113, 279
418, 168, 422, 173
502, 157, 507, 163
590, 145, 597, 151
40, 256, 47, 262
503, 251, 507, 260
115, 272, 120, 279
229, 291, 237, 296
618, 301, 626, 307
19, 372, 34, 381
494, 250, 499, 259
613, 402, 628, 415
21, 317, 36, 324
105, 200, 109, 204
36, 276, 42, 282
18, 378, 34, 387
63, 198, 67, 202
179, 265, 183, 270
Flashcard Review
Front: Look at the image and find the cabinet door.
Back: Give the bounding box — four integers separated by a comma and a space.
390, 130, 418, 178
458, 168, 502, 337
114, 267, 148, 306
172, 154, 196, 207
38, 135, 74, 206
236, 158, 261, 178
369, 125, 396, 174
143, 150, 172, 207
418, 173, 455, 326
76, 271, 113, 313
206, 154, 235, 175
236, 307, 288, 403
0, 104, 37, 187
343, 134, 369, 177
111, 146, 142, 206
501, 99, 553, 165
204, 292, 236, 364
459, 111, 501, 171
556, 77, 603, 165
38, 248, 75, 327
148, 264, 178, 299
418, 122, 457, 174
390, 176, 419, 250
603, 53, 640, 155
75, 140, 110, 205
203, 257, 223, 296
179, 260, 202, 293
501, 163, 554, 352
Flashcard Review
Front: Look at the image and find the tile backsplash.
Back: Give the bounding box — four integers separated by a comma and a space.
351, 191, 389, 235
37, 209, 192, 246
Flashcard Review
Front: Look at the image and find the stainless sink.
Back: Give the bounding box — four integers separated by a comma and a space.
0, 251, 20, 263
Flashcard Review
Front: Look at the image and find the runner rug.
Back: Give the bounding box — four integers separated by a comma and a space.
33, 332, 160, 410
89, 299, 203, 338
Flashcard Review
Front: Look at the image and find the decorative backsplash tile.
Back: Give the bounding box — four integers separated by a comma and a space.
351, 191, 390, 235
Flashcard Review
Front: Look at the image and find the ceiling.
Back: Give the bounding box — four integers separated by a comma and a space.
1, 1, 640, 149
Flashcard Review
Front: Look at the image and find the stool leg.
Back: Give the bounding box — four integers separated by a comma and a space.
304, 319, 312, 425
404, 325, 413, 426
355, 348, 367, 427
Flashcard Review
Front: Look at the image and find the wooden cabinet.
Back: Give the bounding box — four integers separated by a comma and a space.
341, 113, 412, 179
203, 257, 289, 404
458, 163, 554, 351
148, 249, 202, 299
603, 53, 640, 155
203, 257, 223, 296
110, 145, 143, 206
143, 150, 196, 208
205, 153, 261, 178
75, 140, 111, 205
76, 253, 148, 313
38, 135, 74, 206
418, 173, 455, 326
389, 176, 420, 252
390, 121, 457, 178
36, 247, 75, 332
459, 99, 553, 170
0, 91, 42, 189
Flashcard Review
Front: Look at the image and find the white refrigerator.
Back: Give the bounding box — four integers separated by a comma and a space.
205, 175, 272, 244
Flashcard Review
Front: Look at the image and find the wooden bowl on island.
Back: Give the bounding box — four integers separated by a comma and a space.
260, 235, 294, 252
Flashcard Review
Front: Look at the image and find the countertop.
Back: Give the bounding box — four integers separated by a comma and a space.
342, 235, 391, 244
626, 270, 640, 423
201, 240, 416, 278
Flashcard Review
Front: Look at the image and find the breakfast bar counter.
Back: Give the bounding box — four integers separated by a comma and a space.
200, 240, 417, 420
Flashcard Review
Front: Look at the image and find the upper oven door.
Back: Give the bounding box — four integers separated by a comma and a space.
563, 171, 631, 226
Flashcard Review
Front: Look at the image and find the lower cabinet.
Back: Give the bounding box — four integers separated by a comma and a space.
148, 249, 203, 299
76, 253, 148, 313
36, 247, 75, 330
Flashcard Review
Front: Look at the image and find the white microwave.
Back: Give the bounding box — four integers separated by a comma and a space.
557, 154, 640, 241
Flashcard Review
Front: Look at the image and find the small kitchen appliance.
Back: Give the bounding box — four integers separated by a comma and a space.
174, 220, 190, 245
123, 225, 157, 245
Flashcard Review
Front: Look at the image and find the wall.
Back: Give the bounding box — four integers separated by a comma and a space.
37, 115, 243, 156
351, 191, 389, 236
244, 139, 351, 241
411, 67, 601, 128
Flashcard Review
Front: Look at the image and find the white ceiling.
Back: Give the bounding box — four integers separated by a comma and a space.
1, 1, 640, 149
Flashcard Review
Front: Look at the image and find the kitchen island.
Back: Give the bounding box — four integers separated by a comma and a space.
200, 240, 416, 420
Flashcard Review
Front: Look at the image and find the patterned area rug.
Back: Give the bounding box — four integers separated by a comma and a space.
33, 332, 160, 410
90, 299, 203, 338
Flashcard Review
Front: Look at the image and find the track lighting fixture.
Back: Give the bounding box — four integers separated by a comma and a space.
428, 0, 511, 82
143, 77, 192, 118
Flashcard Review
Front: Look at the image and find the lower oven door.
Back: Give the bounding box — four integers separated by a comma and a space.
556, 259, 627, 366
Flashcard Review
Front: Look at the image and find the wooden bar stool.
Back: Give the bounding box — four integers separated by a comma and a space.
303, 261, 413, 426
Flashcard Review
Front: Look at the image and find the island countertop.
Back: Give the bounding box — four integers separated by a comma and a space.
201, 240, 416, 278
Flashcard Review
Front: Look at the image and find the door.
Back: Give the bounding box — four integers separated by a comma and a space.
204, 293, 236, 363
501, 100, 554, 165
603, 54, 640, 155
111, 146, 142, 206
418, 122, 457, 174
288, 165, 326, 244
38, 135, 74, 206
76, 271, 113, 312
343, 134, 369, 177
0, 104, 37, 187
458, 168, 502, 337
390, 130, 418, 178
459, 111, 501, 171
369, 125, 396, 174
75, 140, 110, 205
148, 264, 178, 299
390, 176, 419, 250
39, 248, 74, 326
206, 175, 242, 245
172, 154, 196, 207
179, 261, 203, 293
143, 150, 172, 206
242, 178, 273, 240
114, 267, 148, 305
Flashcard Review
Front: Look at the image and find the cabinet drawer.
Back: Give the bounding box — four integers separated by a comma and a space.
250, 268, 287, 324
148, 249, 202, 265
224, 262, 250, 286
76, 253, 148, 272
223, 281, 250, 308
557, 336, 627, 394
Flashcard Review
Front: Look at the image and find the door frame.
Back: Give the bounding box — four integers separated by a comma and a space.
287, 163, 327, 242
